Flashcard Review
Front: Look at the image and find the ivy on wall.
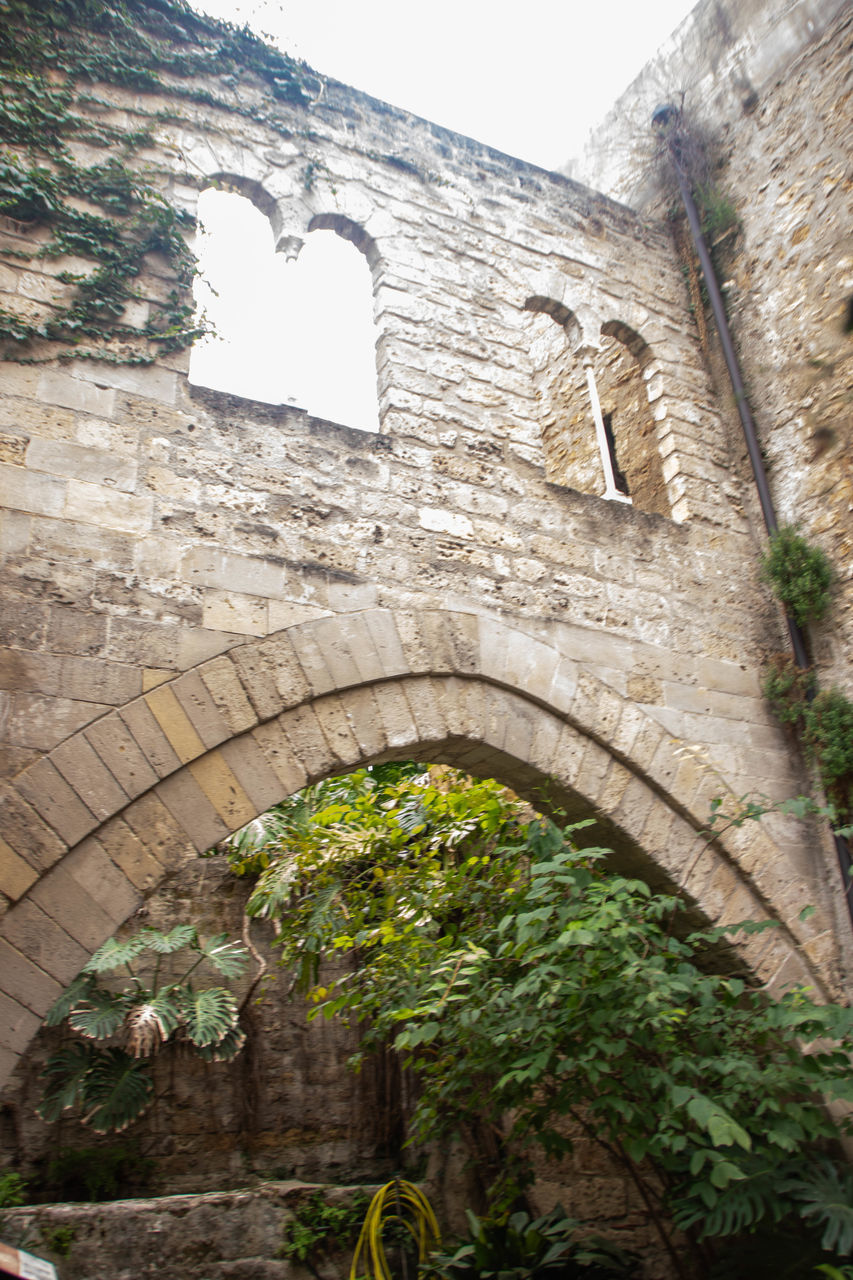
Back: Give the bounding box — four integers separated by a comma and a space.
0, 0, 314, 364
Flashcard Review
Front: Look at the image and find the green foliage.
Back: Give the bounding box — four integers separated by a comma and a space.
42, 1225, 75, 1258
762, 657, 853, 823
0, 0, 314, 362
761, 526, 834, 627
44, 1142, 153, 1202
276, 1190, 370, 1263
695, 183, 740, 243
40, 925, 249, 1133
762, 655, 817, 728
239, 769, 853, 1275
0, 1171, 28, 1207
428, 1205, 639, 1280
785, 1161, 853, 1257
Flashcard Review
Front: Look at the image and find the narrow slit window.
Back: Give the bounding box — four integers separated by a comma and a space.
603, 413, 630, 496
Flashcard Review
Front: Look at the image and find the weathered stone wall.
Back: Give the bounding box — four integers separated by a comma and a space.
0, 1181, 371, 1280
0, 857, 390, 1196
1, 1, 850, 1101
572, 0, 853, 692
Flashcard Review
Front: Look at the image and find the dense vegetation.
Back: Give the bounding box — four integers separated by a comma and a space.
225, 765, 853, 1278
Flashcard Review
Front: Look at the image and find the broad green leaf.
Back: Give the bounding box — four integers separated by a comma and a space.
37, 1043, 99, 1121
81, 1048, 154, 1133
44, 974, 95, 1026
196, 1022, 246, 1062
142, 924, 197, 954
68, 987, 132, 1041
83, 934, 149, 973
182, 986, 240, 1047
198, 934, 250, 978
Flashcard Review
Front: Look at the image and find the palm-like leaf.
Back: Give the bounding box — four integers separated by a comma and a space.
197, 933, 250, 978
196, 1021, 247, 1062
44, 974, 96, 1026
68, 987, 133, 1040
142, 924, 198, 954
182, 986, 240, 1047
83, 934, 149, 973
37, 1043, 99, 1122
81, 1048, 154, 1133
787, 1161, 853, 1256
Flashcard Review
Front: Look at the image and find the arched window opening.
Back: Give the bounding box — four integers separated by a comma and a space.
597, 321, 669, 517
524, 300, 669, 516
190, 188, 380, 432
525, 300, 603, 495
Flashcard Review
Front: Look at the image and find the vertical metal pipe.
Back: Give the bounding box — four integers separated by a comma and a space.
655, 108, 853, 924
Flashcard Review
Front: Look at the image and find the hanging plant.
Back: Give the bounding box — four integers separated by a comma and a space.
0, 0, 315, 363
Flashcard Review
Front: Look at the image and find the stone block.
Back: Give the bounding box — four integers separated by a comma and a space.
231, 634, 309, 720
183, 546, 287, 598
399, 676, 448, 749
64, 480, 154, 535
313, 693, 363, 769
0, 461, 66, 518
367, 682, 419, 755
0, 991, 41, 1056
144, 683, 206, 765
251, 720, 309, 798
0, 936, 62, 1015
198, 654, 259, 735
37, 370, 116, 417
1, 898, 89, 985
0, 783, 67, 872
156, 769, 230, 853
202, 590, 269, 637
58, 838, 142, 933
279, 703, 338, 783
85, 713, 159, 798
317, 611, 379, 691
94, 822, 167, 892
70, 359, 177, 404
187, 750, 257, 834
218, 735, 286, 817
26, 438, 137, 491
287, 622, 350, 697
29, 862, 118, 951
171, 669, 232, 750
49, 734, 128, 822
0, 838, 38, 901
14, 759, 97, 847
340, 684, 389, 761
122, 791, 199, 872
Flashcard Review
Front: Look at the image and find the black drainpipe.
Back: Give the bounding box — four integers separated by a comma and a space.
653, 103, 853, 927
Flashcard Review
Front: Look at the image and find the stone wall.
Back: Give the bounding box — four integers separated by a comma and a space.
571, 0, 853, 693
1, 0, 850, 1099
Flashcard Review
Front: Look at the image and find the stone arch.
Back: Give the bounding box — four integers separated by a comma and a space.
308, 212, 381, 272
0, 607, 832, 1087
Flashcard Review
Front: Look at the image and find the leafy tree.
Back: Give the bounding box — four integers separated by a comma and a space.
40, 925, 249, 1133
230, 767, 853, 1278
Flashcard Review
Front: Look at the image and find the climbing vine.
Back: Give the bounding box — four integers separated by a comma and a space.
0, 0, 314, 363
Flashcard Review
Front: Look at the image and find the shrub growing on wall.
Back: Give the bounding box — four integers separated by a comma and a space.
761, 525, 834, 627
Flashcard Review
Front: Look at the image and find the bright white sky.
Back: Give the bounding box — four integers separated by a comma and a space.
187, 0, 697, 425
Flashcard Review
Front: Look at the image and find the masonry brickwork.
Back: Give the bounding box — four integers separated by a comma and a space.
573, 0, 853, 690
0, 0, 850, 1107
